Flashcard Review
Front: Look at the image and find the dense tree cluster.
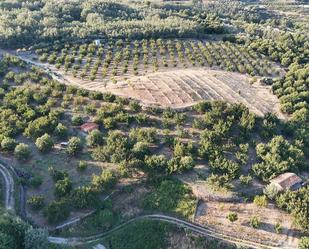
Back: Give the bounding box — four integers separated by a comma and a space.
0, 211, 49, 249
253, 136, 305, 181
276, 186, 309, 232
0, 0, 224, 48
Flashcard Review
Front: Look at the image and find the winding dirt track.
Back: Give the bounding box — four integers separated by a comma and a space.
0, 162, 296, 249
0, 163, 15, 210
48, 214, 296, 249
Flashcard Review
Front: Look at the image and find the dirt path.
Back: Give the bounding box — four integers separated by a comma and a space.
48, 214, 297, 249
0, 164, 15, 210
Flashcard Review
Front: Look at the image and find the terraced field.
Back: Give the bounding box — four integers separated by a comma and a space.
18, 39, 284, 117
109, 69, 283, 116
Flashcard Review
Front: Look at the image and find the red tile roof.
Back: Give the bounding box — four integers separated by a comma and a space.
80, 122, 99, 133
270, 172, 303, 190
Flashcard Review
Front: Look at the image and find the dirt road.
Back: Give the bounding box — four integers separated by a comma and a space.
0, 164, 15, 210
48, 214, 297, 249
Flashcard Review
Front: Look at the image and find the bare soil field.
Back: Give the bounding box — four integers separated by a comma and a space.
179, 171, 299, 249
110, 69, 282, 116
21, 57, 284, 118
196, 201, 298, 248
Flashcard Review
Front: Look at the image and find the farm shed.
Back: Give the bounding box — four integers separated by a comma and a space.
80, 122, 99, 134
270, 172, 303, 192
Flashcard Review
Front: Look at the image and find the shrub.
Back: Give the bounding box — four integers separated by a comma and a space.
28, 176, 43, 188
226, 212, 238, 222
207, 174, 231, 190
27, 195, 45, 210
0, 232, 14, 249
167, 156, 195, 174
299, 237, 309, 249
239, 174, 252, 185
66, 136, 83, 156
1, 137, 17, 152
86, 129, 104, 147
25, 228, 49, 249
250, 216, 261, 228
77, 161, 87, 171
54, 123, 68, 138
144, 155, 167, 172
263, 184, 279, 200
253, 195, 268, 207
92, 209, 116, 229
54, 177, 72, 198
253, 136, 304, 181
142, 179, 196, 218
274, 223, 282, 233
91, 170, 117, 192
71, 186, 98, 209
44, 199, 71, 224
24, 116, 57, 139
35, 134, 54, 153
14, 143, 31, 160
48, 167, 68, 182
129, 100, 141, 112
71, 115, 83, 126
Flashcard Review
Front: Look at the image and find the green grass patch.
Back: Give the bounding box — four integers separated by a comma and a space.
56, 203, 120, 237
91, 220, 171, 249
141, 178, 197, 218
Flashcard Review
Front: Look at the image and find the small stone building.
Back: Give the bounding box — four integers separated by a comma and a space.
80, 122, 99, 134
270, 172, 303, 192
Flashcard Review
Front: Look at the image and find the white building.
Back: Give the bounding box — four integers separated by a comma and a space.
94, 39, 101, 46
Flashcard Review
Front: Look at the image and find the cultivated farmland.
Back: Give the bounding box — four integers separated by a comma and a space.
34, 39, 281, 84
21, 39, 284, 116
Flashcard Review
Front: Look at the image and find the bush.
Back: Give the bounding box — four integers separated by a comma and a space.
28, 176, 43, 188
250, 216, 261, 228
142, 179, 196, 218
54, 177, 72, 198
25, 228, 49, 249
144, 155, 167, 172
54, 123, 68, 138
239, 174, 252, 185
35, 133, 54, 153
66, 136, 83, 156
14, 143, 31, 160
263, 184, 279, 200
0, 232, 14, 249
92, 209, 116, 229
274, 223, 282, 233
24, 116, 58, 139
253, 136, 304, 181
1, 137, 17, 152
71, 115, 83, 126
253, 195, 268, 207
86, 129, 104, 147
226, 212, 238, 222
129, 100, 141, 112
71, 186, 98, 209
167, 156, 195, 174
299, 237, 309, 249
45, 199, 71, 224
27, 195, 45, 210
48, 167, 68, 182
77, 161, 87, 171
91, 170, 117, 192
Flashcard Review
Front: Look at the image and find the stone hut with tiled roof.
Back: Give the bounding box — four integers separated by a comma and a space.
270, 172, 303, 192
